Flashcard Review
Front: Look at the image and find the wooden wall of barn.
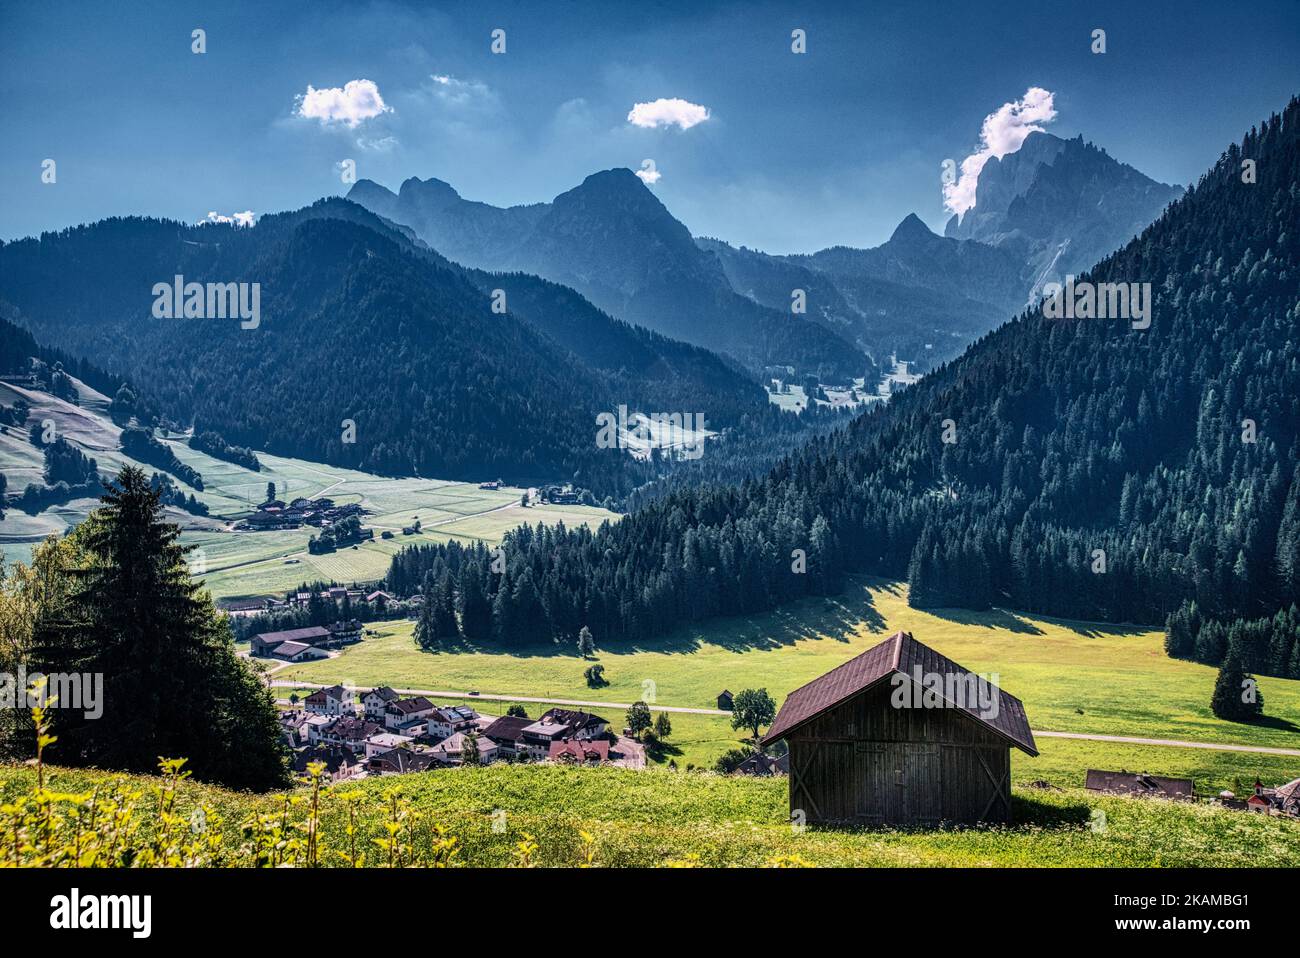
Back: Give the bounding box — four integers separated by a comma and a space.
787, 681, 1012, 827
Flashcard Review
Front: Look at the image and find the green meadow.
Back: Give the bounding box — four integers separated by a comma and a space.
274, 577, 1300, 787
2, 761, 1295, 868
0, 378, 617, 597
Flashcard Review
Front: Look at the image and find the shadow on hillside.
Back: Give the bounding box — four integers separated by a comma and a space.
802, 795, 1091, 835
421, 580, 893, 662
1241, 714, 1300, 734
925, 606, 1045, 636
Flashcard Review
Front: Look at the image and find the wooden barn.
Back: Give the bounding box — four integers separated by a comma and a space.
762, 631, 1037, 827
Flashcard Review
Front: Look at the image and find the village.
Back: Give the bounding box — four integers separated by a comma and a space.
278, 681, 636, 781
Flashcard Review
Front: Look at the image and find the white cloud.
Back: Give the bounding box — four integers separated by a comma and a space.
635, 165, 661, 185
943, 87, 1057, 218
627, 97, 710, 130
295, 79, 392, 128
199, 210, 255, 227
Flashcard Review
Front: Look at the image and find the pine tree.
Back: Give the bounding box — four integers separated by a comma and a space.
31, 467, 286, 790
434, 571, 460, 643
1210, 647, 1264, 722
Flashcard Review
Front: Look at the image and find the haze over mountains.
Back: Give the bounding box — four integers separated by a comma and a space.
350, 169, 871, 381
353, 128, 1181, 373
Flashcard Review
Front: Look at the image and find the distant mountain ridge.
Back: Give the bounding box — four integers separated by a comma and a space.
348, 170, 872, 381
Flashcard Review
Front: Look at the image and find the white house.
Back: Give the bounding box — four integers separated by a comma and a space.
385, 696, 436, 731
305, 684, 356, 717
304, 714, 333, 745
429, 732, 497, 766
426, 705, 479, 739
362, 686, 400, 722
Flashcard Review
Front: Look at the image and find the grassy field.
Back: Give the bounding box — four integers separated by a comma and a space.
272, 577, 1300, 787
0, 378, 618, 597
2, 760, 1295, 867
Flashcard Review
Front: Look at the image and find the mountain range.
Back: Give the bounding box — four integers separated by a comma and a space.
353, 130, 1181, 375
349, 169, 871, 381
0, 118, 1196, 503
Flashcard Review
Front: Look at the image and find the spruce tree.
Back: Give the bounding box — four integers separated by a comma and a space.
31, 467, 286, 790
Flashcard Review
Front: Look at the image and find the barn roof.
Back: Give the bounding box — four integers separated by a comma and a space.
761, 631, 1038, 755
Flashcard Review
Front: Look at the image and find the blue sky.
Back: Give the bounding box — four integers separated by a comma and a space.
2, 0, 1296, 253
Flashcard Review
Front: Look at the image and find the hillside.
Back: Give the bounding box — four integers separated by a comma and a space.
1, 761, 1294, 867
0, 371, 618, 597
0, 200, 783, 497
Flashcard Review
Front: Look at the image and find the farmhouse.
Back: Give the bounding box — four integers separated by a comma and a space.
364, 732, 415, 758
250, 625, 332, 657
319, 716, 386, 753
385, 696, 435, 732
717, 690, 734, 711
368, 748, 438, 775
762, 631, 1037, 827
430, 732, 497, 765
1085, 770, 1194, 801
291, 745, 359, 782
268, 640, 329, 663
427, 705, 480, 739
481, 715, 531, 758
539, 708, 609, 740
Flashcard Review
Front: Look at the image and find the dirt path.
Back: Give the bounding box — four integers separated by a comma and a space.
1031, 729, 1300, 757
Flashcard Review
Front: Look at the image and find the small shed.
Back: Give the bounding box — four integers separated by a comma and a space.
717, 689, 734, 711
761, 631, 1037, 827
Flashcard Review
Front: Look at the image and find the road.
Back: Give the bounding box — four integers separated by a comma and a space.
268, 679, 1300, 756
1031, 729, 1300, 757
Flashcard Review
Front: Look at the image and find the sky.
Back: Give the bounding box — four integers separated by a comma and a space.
2, 0, 1297, 253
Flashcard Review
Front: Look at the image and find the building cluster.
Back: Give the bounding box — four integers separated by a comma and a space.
238, 496, 365, 531
1085, 768, 1300, 816
249, 622, 363, 661
280, 686, 613, 781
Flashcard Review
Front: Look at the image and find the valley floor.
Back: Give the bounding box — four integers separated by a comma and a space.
269, 577, 1300, 794
0, 378, 618, 597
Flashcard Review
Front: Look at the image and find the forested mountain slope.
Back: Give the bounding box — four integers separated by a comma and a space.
0, 200, 788, 496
